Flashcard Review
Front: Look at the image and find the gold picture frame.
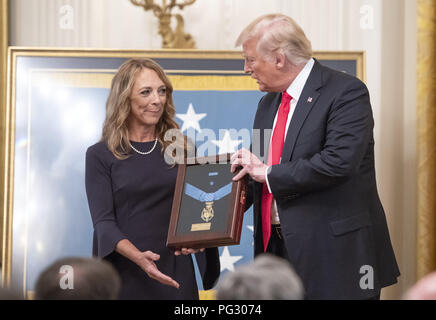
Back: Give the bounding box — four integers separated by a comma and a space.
1, 47, 364, 297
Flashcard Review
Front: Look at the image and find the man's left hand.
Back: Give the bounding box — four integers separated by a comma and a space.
230, 148, 268, 183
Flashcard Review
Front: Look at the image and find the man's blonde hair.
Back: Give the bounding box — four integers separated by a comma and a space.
235, 14, 312, 66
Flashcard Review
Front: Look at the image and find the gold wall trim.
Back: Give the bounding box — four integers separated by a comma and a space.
0, 0, 8, 278
417, 0, 436, 280
1, 47, 14, 288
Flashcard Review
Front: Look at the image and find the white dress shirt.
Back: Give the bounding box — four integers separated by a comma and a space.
264, 58, 315, 224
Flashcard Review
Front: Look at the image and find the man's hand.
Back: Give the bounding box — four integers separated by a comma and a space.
230, 148, 268, 183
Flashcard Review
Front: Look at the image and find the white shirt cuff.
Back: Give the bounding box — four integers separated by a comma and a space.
265, 166, 272, 193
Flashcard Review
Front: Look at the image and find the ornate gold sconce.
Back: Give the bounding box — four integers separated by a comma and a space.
130, 0, 196, 49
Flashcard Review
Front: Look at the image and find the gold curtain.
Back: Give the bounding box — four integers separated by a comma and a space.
417, 0, 436, 279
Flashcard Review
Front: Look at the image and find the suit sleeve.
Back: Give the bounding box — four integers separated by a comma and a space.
194, 247, 220, 290
85, 146, 127, 257
268, 78, 373, 198
244, 142, 255, 211
242, 178, 254, 212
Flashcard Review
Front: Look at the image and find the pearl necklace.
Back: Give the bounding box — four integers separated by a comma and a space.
130, 139, 158, 155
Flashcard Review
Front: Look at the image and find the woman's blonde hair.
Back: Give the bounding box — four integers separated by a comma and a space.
235, 14, 312, 66
101, 58, 187, 161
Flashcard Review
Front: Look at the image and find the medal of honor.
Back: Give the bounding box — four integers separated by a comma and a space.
184, 182, 232, 231
201, 201, 214, 222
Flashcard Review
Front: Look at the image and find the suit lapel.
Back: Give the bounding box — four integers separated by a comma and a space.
281, 60, 324, 162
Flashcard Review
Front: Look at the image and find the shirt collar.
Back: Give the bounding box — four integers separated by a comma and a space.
286, 58, 315, 102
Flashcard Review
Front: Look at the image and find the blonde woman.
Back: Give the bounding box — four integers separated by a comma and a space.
85, 58, 219, 299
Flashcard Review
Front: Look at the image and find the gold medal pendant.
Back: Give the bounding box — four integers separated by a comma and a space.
201, 201, 215, 222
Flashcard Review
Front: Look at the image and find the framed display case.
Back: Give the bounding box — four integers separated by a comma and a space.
167, 154, 247, 249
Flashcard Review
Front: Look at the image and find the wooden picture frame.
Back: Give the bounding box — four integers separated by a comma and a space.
167, 154, 247, 249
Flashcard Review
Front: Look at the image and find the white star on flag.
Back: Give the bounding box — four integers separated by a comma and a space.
220, 246, 243, 272
247, 225, 254, 246
176, 103, 206, 133
211, 130, 243, 154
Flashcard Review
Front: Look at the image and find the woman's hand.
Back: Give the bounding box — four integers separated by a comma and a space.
174, 248, 205, 256
115, 239, 180, 289
135, 250, 180, 289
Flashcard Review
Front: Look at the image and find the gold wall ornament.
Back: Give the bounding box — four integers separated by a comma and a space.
417, 0, 436, 280
130, 0, 196, 49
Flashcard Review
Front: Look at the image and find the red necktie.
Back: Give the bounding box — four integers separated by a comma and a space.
261, 91, 292, 251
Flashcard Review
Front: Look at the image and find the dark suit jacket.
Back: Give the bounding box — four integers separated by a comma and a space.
248, 60, 400, 299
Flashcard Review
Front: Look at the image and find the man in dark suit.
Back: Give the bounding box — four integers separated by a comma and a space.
231, 14, 400, 299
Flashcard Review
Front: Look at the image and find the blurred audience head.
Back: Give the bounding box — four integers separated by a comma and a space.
35, 257, 121, 300
216, 253, 304, 300
404, 271, 436, 300
0, 287, 24, 300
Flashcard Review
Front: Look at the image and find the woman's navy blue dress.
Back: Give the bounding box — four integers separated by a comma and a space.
85, 140, 220, 299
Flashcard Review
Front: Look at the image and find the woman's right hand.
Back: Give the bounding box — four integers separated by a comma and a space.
135, 250, 180, 289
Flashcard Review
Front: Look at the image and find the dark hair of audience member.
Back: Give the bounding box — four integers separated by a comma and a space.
34, 257, 121, 300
